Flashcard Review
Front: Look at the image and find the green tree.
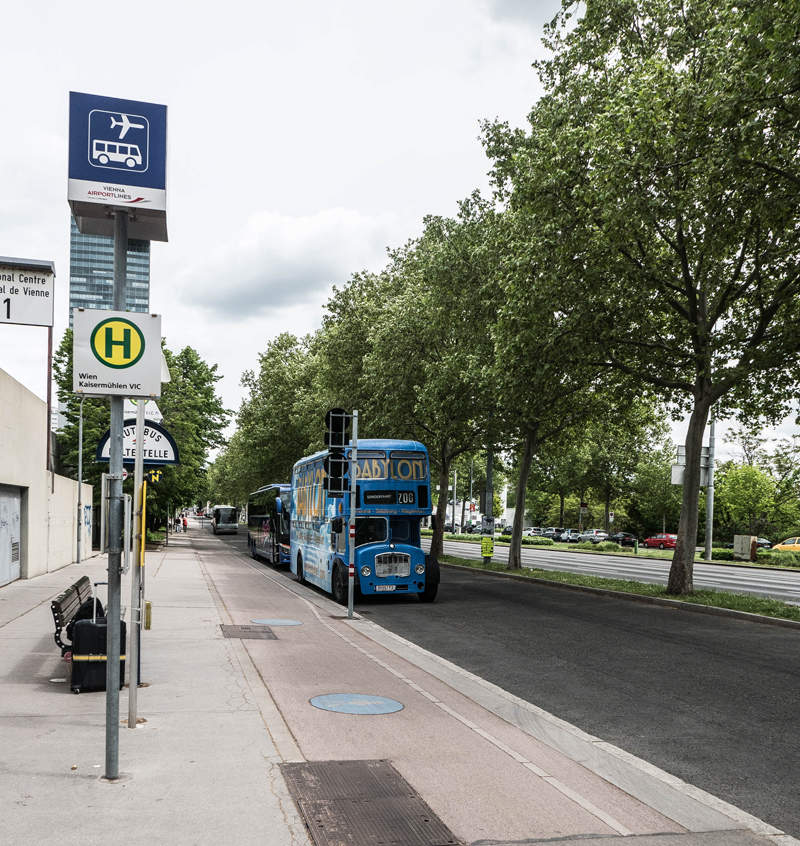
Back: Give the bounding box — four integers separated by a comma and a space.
715, 464, 776, 536
361, 199, 499, 558
146, 345, 231, 528
485, 0, 800, 592
627, 441, 683, 537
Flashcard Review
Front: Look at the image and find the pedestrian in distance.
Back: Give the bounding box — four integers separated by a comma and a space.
182, 516, 188, 532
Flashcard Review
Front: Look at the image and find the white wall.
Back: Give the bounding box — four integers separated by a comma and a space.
0, 367, 92, 580
48, 476, 93, 572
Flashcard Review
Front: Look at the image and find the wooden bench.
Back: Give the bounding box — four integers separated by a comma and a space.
51, 576, 94, 658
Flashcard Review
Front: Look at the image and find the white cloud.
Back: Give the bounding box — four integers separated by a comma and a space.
166, 207, 410, 317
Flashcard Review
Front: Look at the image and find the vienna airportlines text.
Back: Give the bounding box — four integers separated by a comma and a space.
86, 185, 134, 201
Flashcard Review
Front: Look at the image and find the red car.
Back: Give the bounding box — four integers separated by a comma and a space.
642, 533, 678, 550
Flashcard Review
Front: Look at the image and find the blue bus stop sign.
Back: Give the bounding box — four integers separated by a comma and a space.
68, 92, 168, 241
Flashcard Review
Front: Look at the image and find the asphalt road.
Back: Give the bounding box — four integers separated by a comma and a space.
205, 522, 800, 839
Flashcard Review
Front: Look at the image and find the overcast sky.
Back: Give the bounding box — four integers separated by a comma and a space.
0, 0, 795, 460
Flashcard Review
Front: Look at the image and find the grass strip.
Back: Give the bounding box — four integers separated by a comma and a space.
439, 554, 800, 623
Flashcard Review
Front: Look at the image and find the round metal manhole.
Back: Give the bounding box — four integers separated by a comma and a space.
251, 619, 303, 626
310, 694, 404, 715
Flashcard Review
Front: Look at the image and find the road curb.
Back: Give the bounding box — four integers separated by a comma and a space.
440, 562, 800, 631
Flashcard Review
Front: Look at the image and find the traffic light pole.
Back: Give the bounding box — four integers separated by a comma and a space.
347, 410, 358, 620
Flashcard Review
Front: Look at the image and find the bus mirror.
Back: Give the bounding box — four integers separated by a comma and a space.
331, 517, 343, 534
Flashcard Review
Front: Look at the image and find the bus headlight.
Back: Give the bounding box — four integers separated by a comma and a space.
415, 564, 425, 575
361, 566, 371, 577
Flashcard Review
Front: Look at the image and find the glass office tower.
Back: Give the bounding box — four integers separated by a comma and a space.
68, 217, 150, 326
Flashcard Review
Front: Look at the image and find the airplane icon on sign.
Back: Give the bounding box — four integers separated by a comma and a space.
110, 113, 145, 139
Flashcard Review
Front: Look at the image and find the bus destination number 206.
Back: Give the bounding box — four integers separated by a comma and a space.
363, 490, 416, 506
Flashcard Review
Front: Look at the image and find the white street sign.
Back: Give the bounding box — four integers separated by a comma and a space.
97, 419, 179, 465
73, 309, 162, 398
124, 398, 163, 423
0, 258, 56, 327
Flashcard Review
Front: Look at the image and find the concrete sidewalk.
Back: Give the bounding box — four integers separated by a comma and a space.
1, 522, 796, 846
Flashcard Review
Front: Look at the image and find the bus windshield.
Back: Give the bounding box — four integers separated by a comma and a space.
355, 517, 387, 547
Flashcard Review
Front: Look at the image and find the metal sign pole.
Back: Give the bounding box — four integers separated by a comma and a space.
128, 400, 145, 727
347, 410, 358, 620
47, 326, 53, 477
100, 473, 108, 553
77, 396, 86, 563
104, 209, 127, 781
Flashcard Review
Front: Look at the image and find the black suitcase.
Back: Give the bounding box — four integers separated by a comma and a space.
70, 618, 127, 694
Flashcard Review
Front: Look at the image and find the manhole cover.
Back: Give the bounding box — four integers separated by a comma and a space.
251, 619, 302, 626
220, 625, 276, 640
281, 760, 459, 846
310, 694, 403, 715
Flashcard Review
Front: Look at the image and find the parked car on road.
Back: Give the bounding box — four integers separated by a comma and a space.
501, 525, 513, 536
522, 527, 541, 537
642, 533, 678, 549
607, 532, 637, 547
771, 537, 800, 552
723, 537, 773, 549
578, 529, 608, 544
542, 527, 566, 540
564, 529, 581, 543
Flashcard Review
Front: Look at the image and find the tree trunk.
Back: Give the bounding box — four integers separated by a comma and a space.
668, 399, 711, 594
559, 493, 565, 526
430, 456, 451, 559
460, 495, 466, 531
509, 426, 537, 570
605, 489, 611, 533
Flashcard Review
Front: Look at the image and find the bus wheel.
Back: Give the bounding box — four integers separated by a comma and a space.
418, 583, 438, 603
297, 554, 305, 584
331, 564, 347, 606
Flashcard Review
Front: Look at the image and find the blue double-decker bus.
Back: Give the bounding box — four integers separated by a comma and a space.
291, 439, 439, 603
247, 483, 291, 566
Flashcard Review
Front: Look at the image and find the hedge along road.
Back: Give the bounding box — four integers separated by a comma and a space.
356, 564, 800, 841
208, 522, 800, 838
425, 538, 800, 605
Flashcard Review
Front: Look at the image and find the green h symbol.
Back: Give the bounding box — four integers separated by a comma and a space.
105, 326, 131, 360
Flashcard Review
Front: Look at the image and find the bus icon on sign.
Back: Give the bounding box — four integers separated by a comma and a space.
88, 109, 149, 173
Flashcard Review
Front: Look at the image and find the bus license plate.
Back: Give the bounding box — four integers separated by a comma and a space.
375, 585, 395, 592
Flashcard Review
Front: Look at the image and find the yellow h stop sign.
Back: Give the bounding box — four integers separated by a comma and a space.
90, 317, 146, 369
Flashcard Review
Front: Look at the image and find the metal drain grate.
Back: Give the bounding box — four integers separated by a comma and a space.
220, 624, 276, 640
281, 760, 460, 846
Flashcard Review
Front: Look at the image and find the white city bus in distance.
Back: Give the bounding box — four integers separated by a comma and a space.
92, 140, 142, 168
212, 506, 239, 535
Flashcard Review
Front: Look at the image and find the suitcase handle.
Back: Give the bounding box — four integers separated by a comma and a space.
93, 582, 108, 624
